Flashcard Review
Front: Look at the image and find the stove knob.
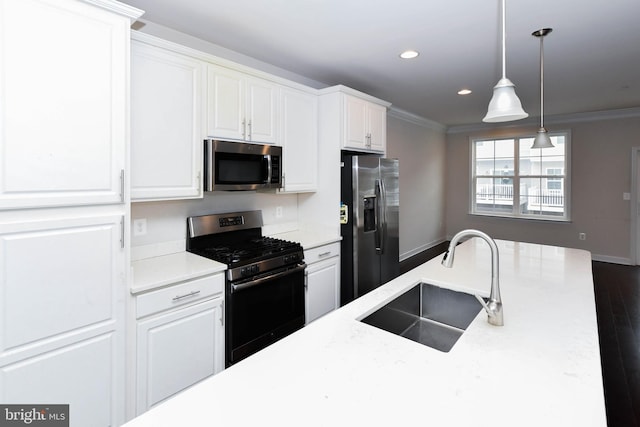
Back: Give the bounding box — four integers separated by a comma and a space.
251, 265, 259, 274
240, 267, 248, 277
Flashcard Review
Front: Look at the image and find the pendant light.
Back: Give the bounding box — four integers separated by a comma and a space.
483, 0, 528, 123
531, 28, 554, 149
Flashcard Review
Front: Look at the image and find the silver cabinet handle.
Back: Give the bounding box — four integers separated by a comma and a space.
220, 300, 224, 326
318, 251, 332, 258
172, 290, 201, 302
120, 169, 125, 203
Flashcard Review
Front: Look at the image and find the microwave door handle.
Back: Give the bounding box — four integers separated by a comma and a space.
264, 154, 272, 184
204, 140, 213, 192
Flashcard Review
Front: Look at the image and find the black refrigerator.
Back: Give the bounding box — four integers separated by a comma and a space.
340, 152, 400, 305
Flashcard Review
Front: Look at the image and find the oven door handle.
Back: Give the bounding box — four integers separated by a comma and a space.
230, 262, 306, 293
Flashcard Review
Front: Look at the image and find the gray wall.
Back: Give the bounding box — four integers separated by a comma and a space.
445, 114, 640, 263
386, 113, 447, 261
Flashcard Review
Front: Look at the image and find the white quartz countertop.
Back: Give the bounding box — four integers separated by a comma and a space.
270, 229, 341, 250
131, 252, 227, 294
124, 239, 606, 426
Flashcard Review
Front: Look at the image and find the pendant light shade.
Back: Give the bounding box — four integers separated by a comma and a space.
483, 0, 528, 123
483, 78, 528, 122
531, 28, 554, 149
532, 127, 553, 148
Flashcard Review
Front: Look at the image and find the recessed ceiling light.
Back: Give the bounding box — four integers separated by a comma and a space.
458, 89, 472, 95
399, 50, 419, 59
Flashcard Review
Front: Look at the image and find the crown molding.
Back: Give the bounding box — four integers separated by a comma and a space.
83, 0, 144, 20
446, 107, 640, 134
388, 106, 447, 132
318, 85, 392, 107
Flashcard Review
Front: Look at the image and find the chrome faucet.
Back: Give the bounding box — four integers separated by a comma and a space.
441, 229, 503, 326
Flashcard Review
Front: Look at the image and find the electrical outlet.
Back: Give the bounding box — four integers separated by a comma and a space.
579, 232, 586, 241
133, 218, 147, 236
275, 206, 283, 219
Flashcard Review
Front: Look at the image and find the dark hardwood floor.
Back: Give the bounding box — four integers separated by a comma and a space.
400, 248, 640, 426
593, 261, 640, 427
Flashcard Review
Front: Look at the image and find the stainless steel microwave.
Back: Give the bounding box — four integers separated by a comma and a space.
204, 139, 282, 191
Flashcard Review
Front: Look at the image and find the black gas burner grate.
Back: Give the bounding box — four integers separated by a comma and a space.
194, 236, 301, 266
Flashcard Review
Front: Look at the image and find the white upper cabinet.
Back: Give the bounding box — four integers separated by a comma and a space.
366, 102, 387, 153
207, 64, 278, 144
344, 95, 368, 149
131, 37, 205, 201
343, 94, 388, 153
0, 0, 134, 209
279, 87, 318, 192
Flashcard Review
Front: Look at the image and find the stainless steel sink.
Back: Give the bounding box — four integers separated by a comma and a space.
360, 283, 483, 352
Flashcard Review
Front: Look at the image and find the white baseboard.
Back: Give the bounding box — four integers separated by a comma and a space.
400, 238, 447, 262
591, 254, 633, 265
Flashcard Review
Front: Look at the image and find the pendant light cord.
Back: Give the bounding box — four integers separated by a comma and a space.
501, 0, 506, 79
539, 35, 544, 128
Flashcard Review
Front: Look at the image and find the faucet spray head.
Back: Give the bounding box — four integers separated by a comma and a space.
441, 247, 454, 268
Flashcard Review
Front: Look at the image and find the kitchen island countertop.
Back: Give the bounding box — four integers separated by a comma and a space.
123, 238, 606, 426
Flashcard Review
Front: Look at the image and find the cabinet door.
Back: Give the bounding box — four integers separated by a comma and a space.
131, 41, 204, 201
206, 65, 245, 140
280, 88, 318, 192
367, 102, 387, 153
245, 77, 278, 144
0, 212, 126, 426
0, 213, 125, 358
0, 0, 128, 208
136, 297, 224, 414
305, 257, 340, 324
1, 334, 119, 427
343, 95, 368, 150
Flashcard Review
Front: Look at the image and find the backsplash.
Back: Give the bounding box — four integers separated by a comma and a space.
131, 191, 299, 259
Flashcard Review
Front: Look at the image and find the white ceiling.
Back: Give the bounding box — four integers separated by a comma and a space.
121, 0, 640, 127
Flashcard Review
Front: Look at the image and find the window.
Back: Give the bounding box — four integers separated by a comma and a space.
471, 132, 570, 220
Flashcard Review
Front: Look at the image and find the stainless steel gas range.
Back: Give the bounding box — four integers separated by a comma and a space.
186, 211, 305, 367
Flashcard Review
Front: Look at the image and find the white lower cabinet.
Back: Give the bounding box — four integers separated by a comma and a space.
0, 211, 127, 426
304, 243, 340, 324
135, 274, 224, 415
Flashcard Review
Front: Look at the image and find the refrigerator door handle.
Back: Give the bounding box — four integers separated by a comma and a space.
375, 179, 386, 254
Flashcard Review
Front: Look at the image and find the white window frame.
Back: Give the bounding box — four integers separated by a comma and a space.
470, 131, 571, 221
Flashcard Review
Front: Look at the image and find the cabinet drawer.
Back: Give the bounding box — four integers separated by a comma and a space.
304, 242, 340, 265
137, 274, 224, 319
